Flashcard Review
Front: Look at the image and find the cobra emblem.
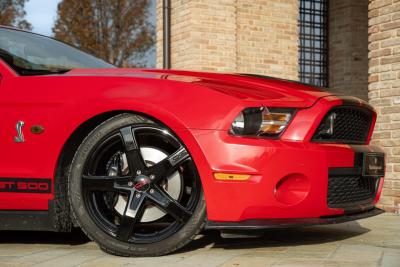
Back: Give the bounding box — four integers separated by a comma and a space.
320, 112, 337, 136
327, 112, 337, 135
14, 121, 25, 143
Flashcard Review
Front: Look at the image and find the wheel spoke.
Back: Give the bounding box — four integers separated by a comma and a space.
82, 175, 130, 191
116, 191, 146, 242
148, 147, 190, 182
120, 126, 146, 173
148, 186, 192, 222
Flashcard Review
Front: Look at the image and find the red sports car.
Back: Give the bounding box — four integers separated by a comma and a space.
0, 26, 385, 256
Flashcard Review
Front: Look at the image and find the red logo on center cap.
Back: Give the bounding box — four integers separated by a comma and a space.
133, 176, 151, 192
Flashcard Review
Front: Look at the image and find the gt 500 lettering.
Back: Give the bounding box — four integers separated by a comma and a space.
0, 178, 51, 193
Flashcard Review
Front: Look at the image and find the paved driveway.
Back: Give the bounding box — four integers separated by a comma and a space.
0, 213, 399, 267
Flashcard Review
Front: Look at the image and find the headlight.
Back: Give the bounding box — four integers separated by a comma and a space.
230, 107, 295, 137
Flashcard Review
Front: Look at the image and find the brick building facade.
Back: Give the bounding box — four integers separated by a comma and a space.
157, 0, 299, 79
368, 0, 400, 212
156, 0, 400, 212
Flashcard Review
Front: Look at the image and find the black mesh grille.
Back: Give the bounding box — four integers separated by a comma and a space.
327, 175, 379, 208
313, 106, 373, 144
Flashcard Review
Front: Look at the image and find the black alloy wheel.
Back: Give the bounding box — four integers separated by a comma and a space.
68, 114, 206, 256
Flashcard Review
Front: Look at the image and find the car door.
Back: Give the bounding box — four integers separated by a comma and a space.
0, 26, 115, 211
0, 61, 53, 211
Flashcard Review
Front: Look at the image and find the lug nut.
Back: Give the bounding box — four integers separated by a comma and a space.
150, 175, 155, 180
149, 189, 154, 194
136, 170, 142, 175
136, 193, 141, 198
128, 181, 133, 187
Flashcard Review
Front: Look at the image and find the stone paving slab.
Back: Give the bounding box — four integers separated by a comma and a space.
0, 213, 399, 267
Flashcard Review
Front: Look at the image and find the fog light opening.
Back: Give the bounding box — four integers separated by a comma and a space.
275, 173, 310, 206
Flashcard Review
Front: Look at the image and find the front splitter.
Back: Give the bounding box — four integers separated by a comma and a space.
205, 208, 384, 230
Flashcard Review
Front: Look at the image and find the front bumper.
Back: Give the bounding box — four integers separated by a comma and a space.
188, 96, 385, 223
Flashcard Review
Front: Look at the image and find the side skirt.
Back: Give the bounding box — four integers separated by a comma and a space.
0, 210, 55, 231
0, 201, 71, 232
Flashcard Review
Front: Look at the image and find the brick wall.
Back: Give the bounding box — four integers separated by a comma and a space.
156, 0, 237, 71
236, 1, 298, 79
156, 0, 298, 80
368, 0, 400, 213
329, 0, 369, 100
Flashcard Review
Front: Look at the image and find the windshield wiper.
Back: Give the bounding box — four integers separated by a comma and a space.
17, 68, 71, 76
43, 69, 71, 74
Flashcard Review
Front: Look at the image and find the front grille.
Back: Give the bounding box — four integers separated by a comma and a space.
327, 175, 379, 208
313, 106, 373, 144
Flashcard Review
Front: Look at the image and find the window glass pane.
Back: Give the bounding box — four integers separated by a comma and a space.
0, 28, 113, 76
299, 0, 328, 87
143, 0, 157, 68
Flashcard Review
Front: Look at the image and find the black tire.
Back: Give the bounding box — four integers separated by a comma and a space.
68, 113, 206, 256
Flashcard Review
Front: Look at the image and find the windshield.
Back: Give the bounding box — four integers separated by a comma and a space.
0, 27, 114, 75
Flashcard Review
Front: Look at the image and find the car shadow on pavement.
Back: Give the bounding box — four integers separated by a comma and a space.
179, 221, 371, 252
0, 221, 369, 250
0, 228, 90, 245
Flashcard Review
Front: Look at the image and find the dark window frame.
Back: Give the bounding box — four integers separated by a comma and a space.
299, 0, 329, 87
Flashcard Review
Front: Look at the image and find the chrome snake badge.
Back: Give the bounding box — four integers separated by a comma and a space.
14, 121, 25, 143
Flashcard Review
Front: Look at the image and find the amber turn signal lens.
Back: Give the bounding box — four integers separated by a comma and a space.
214, 173, 251, 181
263, 113, 288, 122
260, 124, 283, 134
259, 109, 292, 135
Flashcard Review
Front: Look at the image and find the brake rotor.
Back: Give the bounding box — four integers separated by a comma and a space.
106, 147, 182, 222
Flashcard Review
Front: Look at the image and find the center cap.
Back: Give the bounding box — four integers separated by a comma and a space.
132, 175, 151, 192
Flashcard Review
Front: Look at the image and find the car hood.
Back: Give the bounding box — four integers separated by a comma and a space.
66, 68, 334, 108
